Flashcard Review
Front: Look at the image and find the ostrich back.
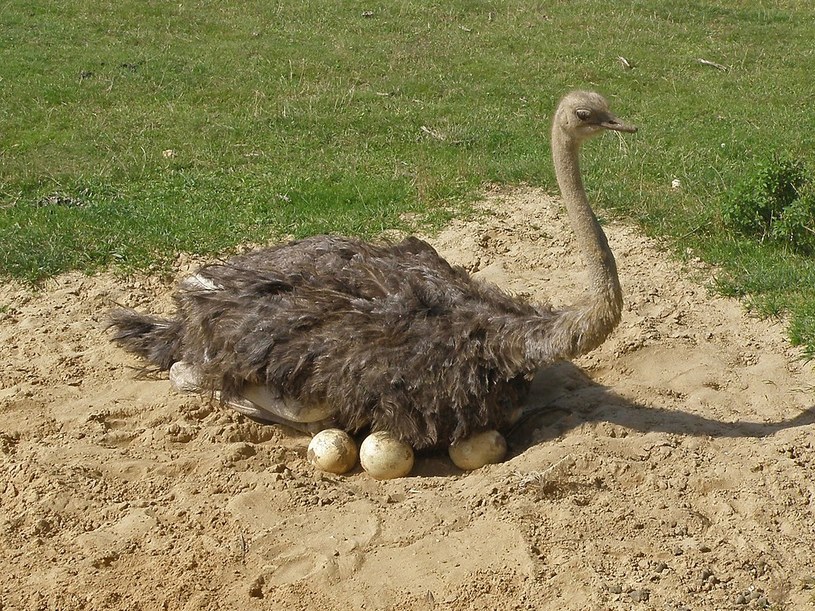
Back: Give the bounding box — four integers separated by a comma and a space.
176, 235, 556, 448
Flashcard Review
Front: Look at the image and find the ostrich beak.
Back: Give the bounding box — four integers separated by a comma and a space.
600, 113, 638, 133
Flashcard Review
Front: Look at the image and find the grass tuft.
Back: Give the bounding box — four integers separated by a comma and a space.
720, 156, 815, 254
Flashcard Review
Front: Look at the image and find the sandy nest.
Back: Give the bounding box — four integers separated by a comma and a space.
2, 187, 814, 610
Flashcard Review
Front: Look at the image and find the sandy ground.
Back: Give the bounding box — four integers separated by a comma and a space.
2, 186, 814, 611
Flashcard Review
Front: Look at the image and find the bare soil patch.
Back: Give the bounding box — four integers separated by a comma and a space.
2, 187, 814, 610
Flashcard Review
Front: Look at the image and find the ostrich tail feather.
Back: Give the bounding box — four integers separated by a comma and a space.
107, 309, 183, 370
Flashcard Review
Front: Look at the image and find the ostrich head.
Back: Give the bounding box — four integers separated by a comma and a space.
553, 91, 638, 143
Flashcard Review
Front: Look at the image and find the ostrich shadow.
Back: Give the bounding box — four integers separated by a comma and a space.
411, 361, 815, 477
508, 361, 815, 447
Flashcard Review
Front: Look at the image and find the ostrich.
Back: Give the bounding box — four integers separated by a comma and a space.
109, 90, 637, 450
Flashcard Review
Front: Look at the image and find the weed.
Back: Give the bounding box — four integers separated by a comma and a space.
771, 188, 815, 255
720, 156, 812, 249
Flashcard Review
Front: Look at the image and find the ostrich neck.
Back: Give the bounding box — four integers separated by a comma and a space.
552, 130, 619, 296
530, 127, 623, 361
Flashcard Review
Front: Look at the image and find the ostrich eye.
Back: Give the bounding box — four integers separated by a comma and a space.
576, 108, 591, 121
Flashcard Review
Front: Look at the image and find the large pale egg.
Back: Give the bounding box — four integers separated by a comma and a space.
307, 429, 358, 475
448, 430, 507, 470
359, 431, 414, 479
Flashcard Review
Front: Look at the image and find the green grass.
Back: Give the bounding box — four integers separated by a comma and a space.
2, 0, 815, 354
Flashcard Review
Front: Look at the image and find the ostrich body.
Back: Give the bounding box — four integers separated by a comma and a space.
109, 91, 636, 450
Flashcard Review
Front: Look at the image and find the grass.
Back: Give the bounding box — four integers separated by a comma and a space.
2, 0, 815, 354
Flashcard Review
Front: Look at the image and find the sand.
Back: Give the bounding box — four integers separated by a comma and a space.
2, 186, 814, 610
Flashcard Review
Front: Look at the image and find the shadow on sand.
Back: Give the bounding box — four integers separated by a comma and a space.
509, 361, 815, 446
413, 362, 815, 478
